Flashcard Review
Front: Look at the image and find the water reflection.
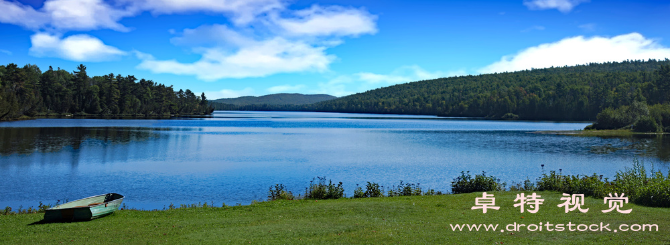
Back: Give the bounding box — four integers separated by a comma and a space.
590, 135, 670, 162
0, 127, 168, 156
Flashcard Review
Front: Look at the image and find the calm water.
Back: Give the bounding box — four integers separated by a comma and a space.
1, 111, 668, 210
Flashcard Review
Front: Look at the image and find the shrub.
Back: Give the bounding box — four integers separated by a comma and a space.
501, 113, 519, 120
353, 182, 384, 198
633, 116, 661, 132
353, 185, 365, 198
387, 181, 423, 197
536, 160, 670, 207
594, 107, 632, 129
305, 177, 345, 200
451, 171, 505, 194
509, 178, 536, 191
649, 103, 670, 131
364, 182, 383, 198
268, 184, 294, 201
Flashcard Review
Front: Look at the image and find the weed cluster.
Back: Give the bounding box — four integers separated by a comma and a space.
2, 201, 53, 215
268, 184, 295, 201
353, 182, 384, 198
451, 171, 505, 194
387, 181, 426, 197
535, 161, 670, 207
305, 177, 344, 200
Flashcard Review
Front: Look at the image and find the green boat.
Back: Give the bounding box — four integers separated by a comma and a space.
43, 193, 124, 222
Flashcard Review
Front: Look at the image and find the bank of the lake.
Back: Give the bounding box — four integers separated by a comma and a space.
533, 129, 668, 137
1, 192, 668, 244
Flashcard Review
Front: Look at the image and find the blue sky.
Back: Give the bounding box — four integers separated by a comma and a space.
1, 0, 669, 99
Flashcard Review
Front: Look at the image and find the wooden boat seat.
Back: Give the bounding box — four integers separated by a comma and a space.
72, 203, 104, 208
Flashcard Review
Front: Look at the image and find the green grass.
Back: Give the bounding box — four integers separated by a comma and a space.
2, 192, 668, 244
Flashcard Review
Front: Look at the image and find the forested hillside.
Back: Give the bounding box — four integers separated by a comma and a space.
0, 63, 213, 120
213, 93, 335, 106
215, 59, 670, 121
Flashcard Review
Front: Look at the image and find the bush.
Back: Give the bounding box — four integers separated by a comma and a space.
268, 184, 294, 201
649, 103, 670, 131
536, 171, 609, 198
536, 161, 670, 207
363, 182, 383, 198
594, 107, 632, 129
387, 181, 423, 197
509, 178, 536, 191
501, 113, 519, 120
305, 177, 345, 200
451, 171, 505, 194
633, 116, 661, 132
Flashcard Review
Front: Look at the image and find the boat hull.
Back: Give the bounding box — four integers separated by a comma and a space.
43, 193, 124, 222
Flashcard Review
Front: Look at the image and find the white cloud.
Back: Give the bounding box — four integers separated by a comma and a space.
134, 4, 377, 80
0, 0, 49, 29
205, 87, 255, 99
29, 33, 126, 62
43, 0, 134, 31
137, 37, 334, 80
274, 5, 377, 36
479, 32, 670, 74
170, 24, 254, 48
0, 0, 378, 78
0, 0, 133, 31
310, 66, 466, 97
0, 0, 280, 31
124, 0, 283, 25
357, 66, 466, 86
523, 0, 589, 13
312, 75, 355, 97
0, 49, 11, 55
267, 84, 306, 93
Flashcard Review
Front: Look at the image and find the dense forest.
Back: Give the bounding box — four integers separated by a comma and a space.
213, 59, 670, 121
0, 63, 213, 120
213, 93, 336, 106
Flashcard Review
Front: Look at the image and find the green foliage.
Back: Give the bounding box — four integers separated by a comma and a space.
213, 60, 670, 122
353, 182, 384, 198
593, 101, 651, 130
305, 177, 345, 200
387, 181, 429, 197
268, 184, 295, 201
536, 161, 670, 207
501, 113, 519, 120
508, 178, 536, 191
451, 171, 505, 194
633, 116, 661, 132
0, 63, 213, 120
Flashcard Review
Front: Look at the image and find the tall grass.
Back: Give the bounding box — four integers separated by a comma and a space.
304, 177, 345, 200
535, 160, 670, 207
451, 171, 505, 194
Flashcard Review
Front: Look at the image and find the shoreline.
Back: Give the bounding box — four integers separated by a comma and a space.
530, 129, 668, 136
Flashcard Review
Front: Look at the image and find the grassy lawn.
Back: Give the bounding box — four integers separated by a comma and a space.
1, 191, 668, 244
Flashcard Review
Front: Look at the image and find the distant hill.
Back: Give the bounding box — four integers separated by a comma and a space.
213, 59, 670, 121
213, 93, 336, 106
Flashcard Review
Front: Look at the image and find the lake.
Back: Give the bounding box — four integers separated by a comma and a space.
1, 111, 668, 210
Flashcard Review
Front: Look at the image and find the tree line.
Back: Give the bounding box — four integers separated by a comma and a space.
212, 59, 670, 121
0, 63, 213, 120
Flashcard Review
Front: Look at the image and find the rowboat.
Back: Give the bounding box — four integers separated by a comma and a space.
43, 193, 124, 222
